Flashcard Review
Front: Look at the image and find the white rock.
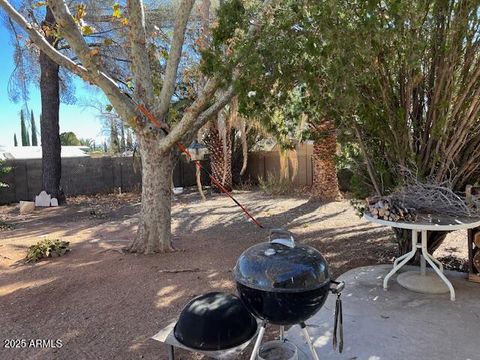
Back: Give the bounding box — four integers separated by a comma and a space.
50, 198, 59, 207
35, 191, 51, 207
173, 187, 184, 195
19, 201, 35, 214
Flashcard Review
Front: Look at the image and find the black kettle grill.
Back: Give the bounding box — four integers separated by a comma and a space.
234, 229, 344, 360
170, 229, 344, 360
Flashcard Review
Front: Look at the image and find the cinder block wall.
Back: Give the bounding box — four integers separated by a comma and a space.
0, 148, 352, 204
0, 156, 210, 204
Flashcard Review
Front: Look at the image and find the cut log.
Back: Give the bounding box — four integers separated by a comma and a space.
474, 232, 480, 248
473, 250, 480, 273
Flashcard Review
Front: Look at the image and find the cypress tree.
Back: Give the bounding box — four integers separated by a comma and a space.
20, 110, 28, 146
31, 110, 38, 146
14, 134, 18, 147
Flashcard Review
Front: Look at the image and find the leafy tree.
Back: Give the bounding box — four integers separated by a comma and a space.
30, 110, 38, 146
0, 0, 274, 253
78, 138, 94, 147
13, 134, 18, 147
235, 0, 480, 252
206, 1, 340, 200
318, 0, 480, 253
60, 131, 80, 146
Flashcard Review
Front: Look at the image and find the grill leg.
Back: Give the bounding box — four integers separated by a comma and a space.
249, 322, 267, 360
300, 323, 320, 360
167, 344, 175, 360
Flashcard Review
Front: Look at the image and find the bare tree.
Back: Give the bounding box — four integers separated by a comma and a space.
0, 0, 272, 253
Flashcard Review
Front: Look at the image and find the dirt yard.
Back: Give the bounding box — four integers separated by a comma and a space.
0, 190, 468, 360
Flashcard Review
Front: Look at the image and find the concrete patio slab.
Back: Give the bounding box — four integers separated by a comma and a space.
286, 265, 480, 360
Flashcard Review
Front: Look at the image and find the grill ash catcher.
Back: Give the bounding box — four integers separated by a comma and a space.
154, 229, 345, 359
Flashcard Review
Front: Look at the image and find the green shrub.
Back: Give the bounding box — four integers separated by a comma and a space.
0, 159, 11, 188
350, 198, 366, 218
0, 220, 14, 231
258, 174, 294, 195
25, 239, 70, 263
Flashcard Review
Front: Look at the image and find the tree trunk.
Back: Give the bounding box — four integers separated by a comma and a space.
39, 7, 63, 201
311, 121, 339, 201
394, 228, 449, 263
205, 125, 232, 191
128, 132, 173, 254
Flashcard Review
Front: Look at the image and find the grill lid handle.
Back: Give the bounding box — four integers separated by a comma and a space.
269, 228, 295, 248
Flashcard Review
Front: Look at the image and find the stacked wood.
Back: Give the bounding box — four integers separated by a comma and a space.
468, 228, 480, 283
366, 197, 417, 222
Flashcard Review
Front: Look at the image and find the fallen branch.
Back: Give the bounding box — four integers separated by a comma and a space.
158, 268, 201, 274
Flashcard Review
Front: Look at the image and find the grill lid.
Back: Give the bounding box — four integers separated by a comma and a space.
174, 292, 257, 351
233, 229, 330, 292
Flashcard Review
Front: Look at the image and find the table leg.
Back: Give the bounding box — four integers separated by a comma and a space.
424, 252, 444, 272
384, 230, 418, 289
393, 252, 411, 267
420, 231, 455, 301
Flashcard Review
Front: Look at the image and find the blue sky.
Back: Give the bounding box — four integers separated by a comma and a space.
0, 21, 107, 147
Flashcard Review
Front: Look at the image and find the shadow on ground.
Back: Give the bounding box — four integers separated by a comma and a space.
0, 191, 394, 360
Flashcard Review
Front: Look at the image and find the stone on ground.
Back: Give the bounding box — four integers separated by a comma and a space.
19, 201, 35, 214
35, 191, 51, 207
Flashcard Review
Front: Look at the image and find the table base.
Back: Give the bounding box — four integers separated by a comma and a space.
383, 229, 455, 301
397, 270, 450, 294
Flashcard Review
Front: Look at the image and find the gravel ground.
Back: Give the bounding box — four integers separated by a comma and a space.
0, 190, 469, 359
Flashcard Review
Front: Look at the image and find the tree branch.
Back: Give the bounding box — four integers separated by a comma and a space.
47, 0, 139, 126
155, 0, 195, 120
127, 0, 154, 107
159, 77, 219, 150
180, 85, 236, 146
353, 122, 382, 196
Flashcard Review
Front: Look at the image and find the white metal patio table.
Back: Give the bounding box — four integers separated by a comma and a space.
364, 213, 480, 301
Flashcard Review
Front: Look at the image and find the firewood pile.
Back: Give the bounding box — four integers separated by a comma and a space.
366, 197, 417, 222
365, 168, 480, 222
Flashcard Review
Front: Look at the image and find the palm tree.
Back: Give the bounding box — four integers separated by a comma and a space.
310, 120, 339, 201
